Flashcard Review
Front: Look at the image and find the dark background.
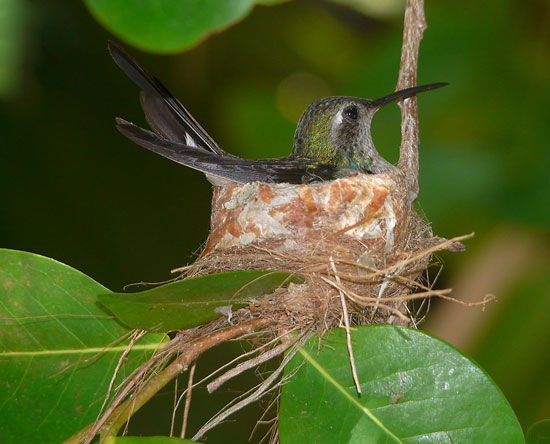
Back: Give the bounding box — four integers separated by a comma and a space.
1, 0, 548, 440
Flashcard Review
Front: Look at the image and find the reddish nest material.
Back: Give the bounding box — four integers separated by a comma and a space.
187, 170, 457, 330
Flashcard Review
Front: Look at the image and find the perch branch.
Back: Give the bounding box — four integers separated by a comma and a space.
397, 0, 428, 201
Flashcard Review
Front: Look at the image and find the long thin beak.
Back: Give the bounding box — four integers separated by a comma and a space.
369, 82, 448, 109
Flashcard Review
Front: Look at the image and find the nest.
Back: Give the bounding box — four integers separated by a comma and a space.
75, 170, 473, 444
157, 169, 472, 441
185, 169, 462, 333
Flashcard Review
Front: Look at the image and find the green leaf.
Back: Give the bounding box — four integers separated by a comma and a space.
84, 0, 284, 53
0, 0, 23, 98
98, 270, 303, 332
328, 0, 404, 19
527, 420, 550, 444
280, 326, 524, 444
107, 436, 201, 444
0, 249, 167, 444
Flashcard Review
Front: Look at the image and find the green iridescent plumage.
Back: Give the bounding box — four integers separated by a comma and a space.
292, 96, 377, 172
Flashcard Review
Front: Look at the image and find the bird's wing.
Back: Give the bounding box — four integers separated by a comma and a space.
108, 41, 226, 156
116, 118, 343, 185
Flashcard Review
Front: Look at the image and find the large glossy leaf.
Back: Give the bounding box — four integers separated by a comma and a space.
84, 0, 284, 53
280, 326, 524, 444
98, 270, 303, 332
0, 249, 167, 444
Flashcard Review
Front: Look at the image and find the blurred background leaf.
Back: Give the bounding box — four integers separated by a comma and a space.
330, 0, 405, 19
84, 0, 284, 53
0, 0, 23, 98
526, 419, 550, 444
0, 0, 548, 441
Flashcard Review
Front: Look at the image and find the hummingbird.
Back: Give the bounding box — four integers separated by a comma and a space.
109, 42, 446, 186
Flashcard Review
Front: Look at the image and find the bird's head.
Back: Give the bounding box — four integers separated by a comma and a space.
292, 83, 447, 173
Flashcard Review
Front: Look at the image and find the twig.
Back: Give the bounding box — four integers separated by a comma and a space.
181, 360, 197, 438
319, 275, 411, 322
170, 332, 281, 436
171, 328, 293, 421
170, 372, 179, 437
170, 264, 194, 274
329, 258, 362, 395
397, 0, 428, 200
207, 331, 300, 393
334, 233, 475, 281
370, 273, 394, 320
250, 392, 280, 443
97, 330, 147, 424
192, 329, 314, 441
197, 329, 294, 389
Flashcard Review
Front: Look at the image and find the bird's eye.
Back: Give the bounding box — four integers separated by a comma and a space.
343, 105, 358, 121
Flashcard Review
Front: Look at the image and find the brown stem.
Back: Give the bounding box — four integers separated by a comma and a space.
181, 360, 197, 438
206, 330, 299, 393
192, 329, 315, 441
62, 317, 273, 444
397, 0, 427, 201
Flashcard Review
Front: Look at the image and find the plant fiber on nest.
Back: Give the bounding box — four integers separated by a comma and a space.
184, 168, 462, 333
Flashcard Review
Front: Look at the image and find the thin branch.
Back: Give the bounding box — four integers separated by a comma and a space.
171, 328, 292, 422
370, 273, 394, 320
170, 372, 179, 437
397, 0, 428, 200
63, 317, 273, 444
335, 233, 475, 281
319, 275, 411, 322
181, 360, 197, 438
97, 330, 147, 423
192, 330, 314, 441
329, 258, 362, 395
207, 330, 300, 393
196, 330, 293, 389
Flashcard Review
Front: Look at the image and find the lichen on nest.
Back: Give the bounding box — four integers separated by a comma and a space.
184, 169, 463, 332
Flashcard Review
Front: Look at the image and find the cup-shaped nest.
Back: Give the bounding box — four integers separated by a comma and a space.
187, 169, 458, 330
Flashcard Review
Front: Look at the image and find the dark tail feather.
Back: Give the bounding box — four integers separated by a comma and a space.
115, 118, 339, 184
108, 41, 225, 156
